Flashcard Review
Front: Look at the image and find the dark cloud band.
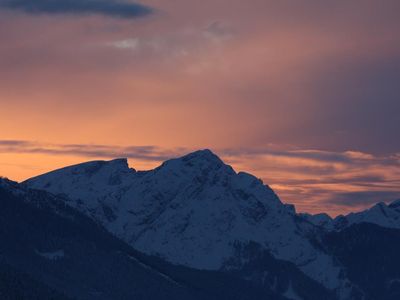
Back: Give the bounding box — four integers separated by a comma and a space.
324, 191, 400, 207
0, 0, 152, 18
0, 140, 178, 161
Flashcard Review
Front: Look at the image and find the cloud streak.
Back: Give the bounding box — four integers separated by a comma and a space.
0, 140, 184, 162
218, 146, 400, 215
0, 0, 152, 18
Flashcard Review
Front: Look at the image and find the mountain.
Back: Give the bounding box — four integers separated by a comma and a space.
0, 177, 299, 300
302, 200, 400, 231
24, 149, 352, 298
334, 201, 400, 230
299, 213, 334, 230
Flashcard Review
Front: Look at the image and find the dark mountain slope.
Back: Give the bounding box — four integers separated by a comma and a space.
323, 223, 400, 300
0, 261, 71, 300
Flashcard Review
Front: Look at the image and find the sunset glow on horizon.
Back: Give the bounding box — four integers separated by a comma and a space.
1, 0, 400, 216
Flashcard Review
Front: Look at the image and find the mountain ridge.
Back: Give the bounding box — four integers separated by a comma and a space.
24, 149, 352, 298
302, 199, 400, 231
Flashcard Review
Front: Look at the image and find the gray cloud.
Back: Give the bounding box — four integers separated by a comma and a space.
0, 0, 152, 18
0, 140, 184, 162
325, 191, 400, 207
274, 175, 388, 187
220, 147, 389, 165
0, 140, 31, 146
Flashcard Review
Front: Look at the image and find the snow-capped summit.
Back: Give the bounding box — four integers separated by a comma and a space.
300, 212, 334, 230
301, 198, 400, 232
171, 149, 225, 166
389, 199, 400, 209
24, 149, 348, 295
0, 177, 26, 196
0, 177, 13, 188
333, 200, 400, 230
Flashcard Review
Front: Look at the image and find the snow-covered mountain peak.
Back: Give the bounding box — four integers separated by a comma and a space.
389, 199, 400, 209
0, 177, 19, 191
68, 157, 132, 176
24, 150, 347, 293
300, 212, 334, 229
300, 197, 400, 233
333, 201, 400, 230
157, 149, 232, 176
179, 149, 223, 165
25, 158, 136, 211
27, 157, 133, 183
108, 157, 130, 168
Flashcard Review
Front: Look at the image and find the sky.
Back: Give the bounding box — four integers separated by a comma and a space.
0, 0, 399, 216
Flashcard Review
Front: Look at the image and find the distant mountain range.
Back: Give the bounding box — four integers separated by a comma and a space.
302, 200, 400, 231
1, 149, 400, 299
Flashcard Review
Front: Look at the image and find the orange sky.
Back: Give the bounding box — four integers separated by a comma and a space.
1, 0, 400, 216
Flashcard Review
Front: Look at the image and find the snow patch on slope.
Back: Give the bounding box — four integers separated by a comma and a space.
283, 281, 302, 300
36, 250, 65, 260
